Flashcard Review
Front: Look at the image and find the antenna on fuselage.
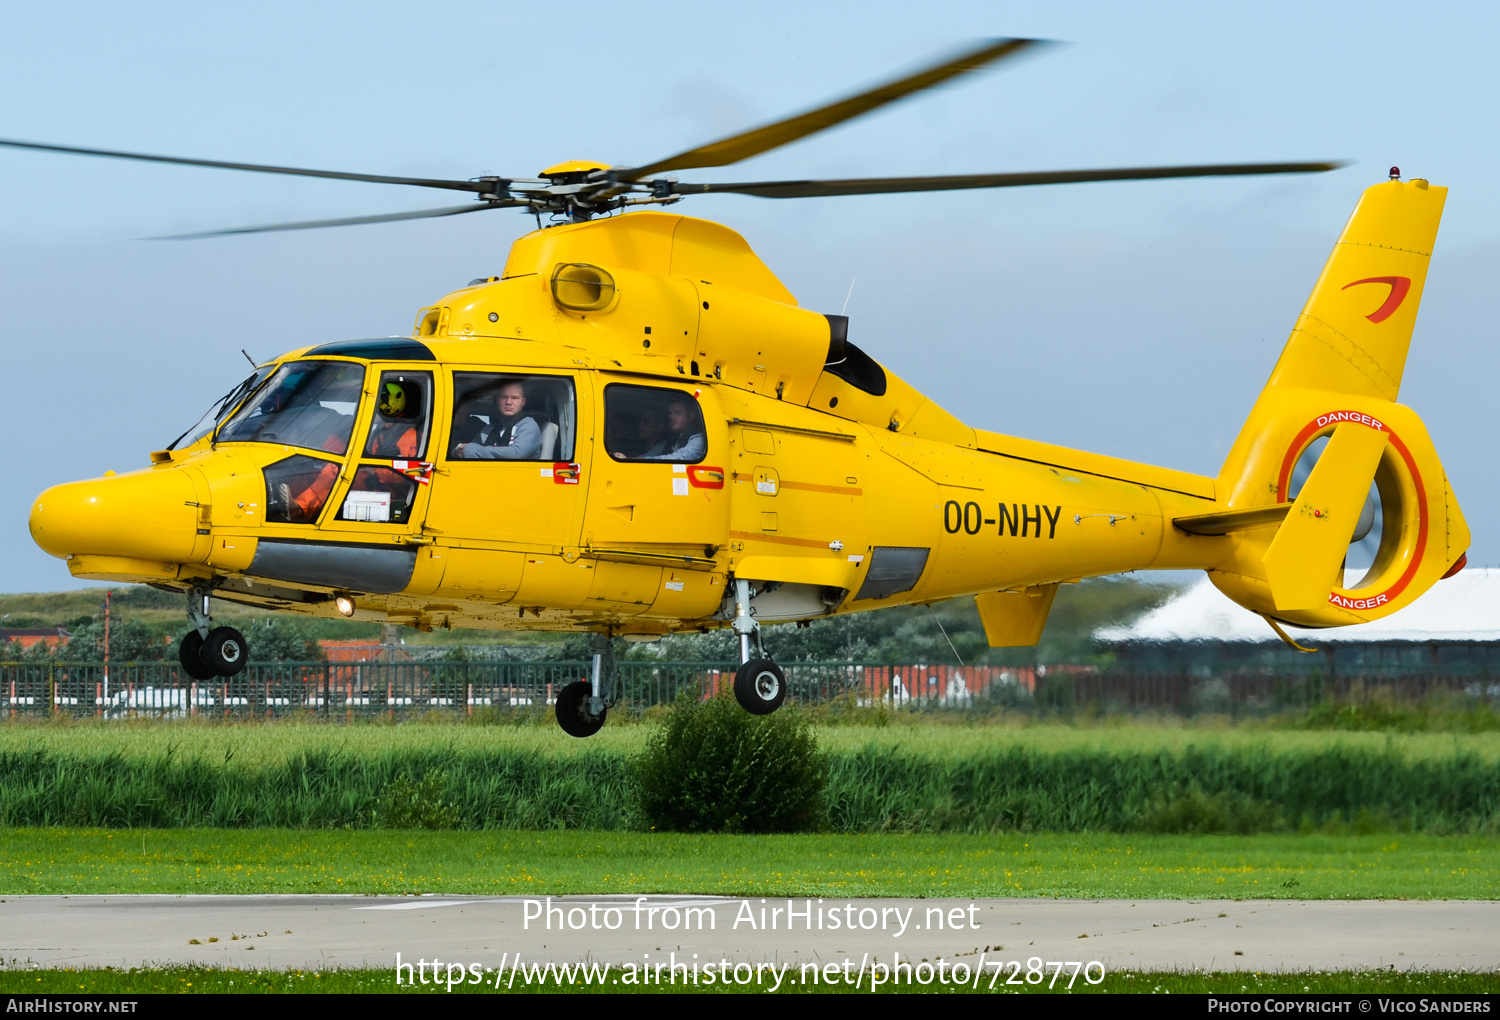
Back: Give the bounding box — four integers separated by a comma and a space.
841, 277, 857, 315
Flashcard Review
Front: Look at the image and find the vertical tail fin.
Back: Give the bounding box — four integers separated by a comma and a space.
1210, 178, 1468, 626
1261, 177, 1445, 402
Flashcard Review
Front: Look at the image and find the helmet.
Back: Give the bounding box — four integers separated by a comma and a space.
379, 380, 417, 419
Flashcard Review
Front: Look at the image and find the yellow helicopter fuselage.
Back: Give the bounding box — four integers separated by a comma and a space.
27, 182, 1470, 645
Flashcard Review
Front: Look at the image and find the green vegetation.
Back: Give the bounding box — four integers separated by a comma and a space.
0, 576, 1175, 663
374, 771, 463, 830
0, 719, 1496, 834
1, 586, 365, 657
1, 828, 1494, 898
614, 575, 1173, 665
6, 717, 1498, 763
637, 695, 825, 833
1297, 697, 1500, 733
1, 965, 1494, 994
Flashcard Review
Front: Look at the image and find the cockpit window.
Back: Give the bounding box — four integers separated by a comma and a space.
217, 360, 366, 455
363, 371, 433, 460
168, 363, 275, 451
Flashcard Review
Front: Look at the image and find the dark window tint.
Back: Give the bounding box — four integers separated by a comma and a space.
854, 546, 929, 600
305, 338, 435, 360
449, 373, 575, 462
218, 360, 365, 454
604, 385, 707, 463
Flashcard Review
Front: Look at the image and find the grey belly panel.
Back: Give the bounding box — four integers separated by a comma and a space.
249, 539, 416, 594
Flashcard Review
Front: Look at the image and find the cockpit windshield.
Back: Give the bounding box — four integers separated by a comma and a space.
167, 363, 275, 451
216, 360, 366, 455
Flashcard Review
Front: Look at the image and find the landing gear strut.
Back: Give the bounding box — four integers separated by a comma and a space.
177, 583, 249, 679
730, 578, 786, 715
556, 633, 613, 738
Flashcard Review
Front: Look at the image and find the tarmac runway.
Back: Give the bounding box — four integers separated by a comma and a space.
1, 895, 1495, 976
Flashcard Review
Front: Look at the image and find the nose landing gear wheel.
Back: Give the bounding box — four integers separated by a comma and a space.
734, 658, 786, 715
201, 626, 249, 677
555, 680, 606, 738
178, 632, 217, 681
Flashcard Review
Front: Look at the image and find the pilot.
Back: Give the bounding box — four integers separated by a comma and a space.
367, 380, 422, 459
633, 396, 705, 461
452, 380, 541, 460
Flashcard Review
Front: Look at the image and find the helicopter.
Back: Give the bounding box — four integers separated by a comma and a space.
21, 39, 1467, 736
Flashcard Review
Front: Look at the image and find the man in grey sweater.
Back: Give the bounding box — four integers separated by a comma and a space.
452, 380, 541, 460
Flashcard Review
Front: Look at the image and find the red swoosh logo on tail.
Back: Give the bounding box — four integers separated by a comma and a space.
1342, 276, 1411, 323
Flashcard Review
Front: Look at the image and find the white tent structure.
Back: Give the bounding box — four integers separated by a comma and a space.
1096, 569, 1500, 646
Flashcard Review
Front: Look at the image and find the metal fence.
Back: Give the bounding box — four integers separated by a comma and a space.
2, 659, 1495, 719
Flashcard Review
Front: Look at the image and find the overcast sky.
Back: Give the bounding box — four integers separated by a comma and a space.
5, 0, 1498, 592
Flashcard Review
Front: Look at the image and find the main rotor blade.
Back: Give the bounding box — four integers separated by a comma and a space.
0, 137, 489, 192
668, 161, 1345, 199
151, 202, 511, 240
624, 38, 1043, 181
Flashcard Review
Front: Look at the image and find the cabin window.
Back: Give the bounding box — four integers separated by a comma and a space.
218, 360, 365, 455
448, 373, 575, 462
604, 384, 708, 463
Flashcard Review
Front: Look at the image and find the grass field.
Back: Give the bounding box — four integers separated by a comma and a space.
1, 965, 1495, 994
5, 717, 1498, 762
3, 717, 1497, 834
1, 829, 1494, 898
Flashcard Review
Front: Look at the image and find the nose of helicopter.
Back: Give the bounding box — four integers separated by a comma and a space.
30, 467, 204, 565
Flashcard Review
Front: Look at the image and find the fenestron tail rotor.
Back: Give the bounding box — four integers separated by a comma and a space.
0, 38, 1347, 233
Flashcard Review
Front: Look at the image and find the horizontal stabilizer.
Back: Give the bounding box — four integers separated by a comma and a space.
1175, 502, 1292, 536
1263, 422, 1389, 611
974, 583, 1058, 647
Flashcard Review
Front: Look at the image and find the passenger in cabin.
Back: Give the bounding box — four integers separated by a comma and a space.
452, 380, 541, 460
636, 396, 705, 462
633, 406, 668, 454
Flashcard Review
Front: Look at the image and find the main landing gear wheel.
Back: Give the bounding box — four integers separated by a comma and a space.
201, 626, 249, 677
178, 632, 217, 681
734, 658, 786, 715
556, 680, 606, 738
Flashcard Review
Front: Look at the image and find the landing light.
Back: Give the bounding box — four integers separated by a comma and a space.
335, 596, 356, 618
